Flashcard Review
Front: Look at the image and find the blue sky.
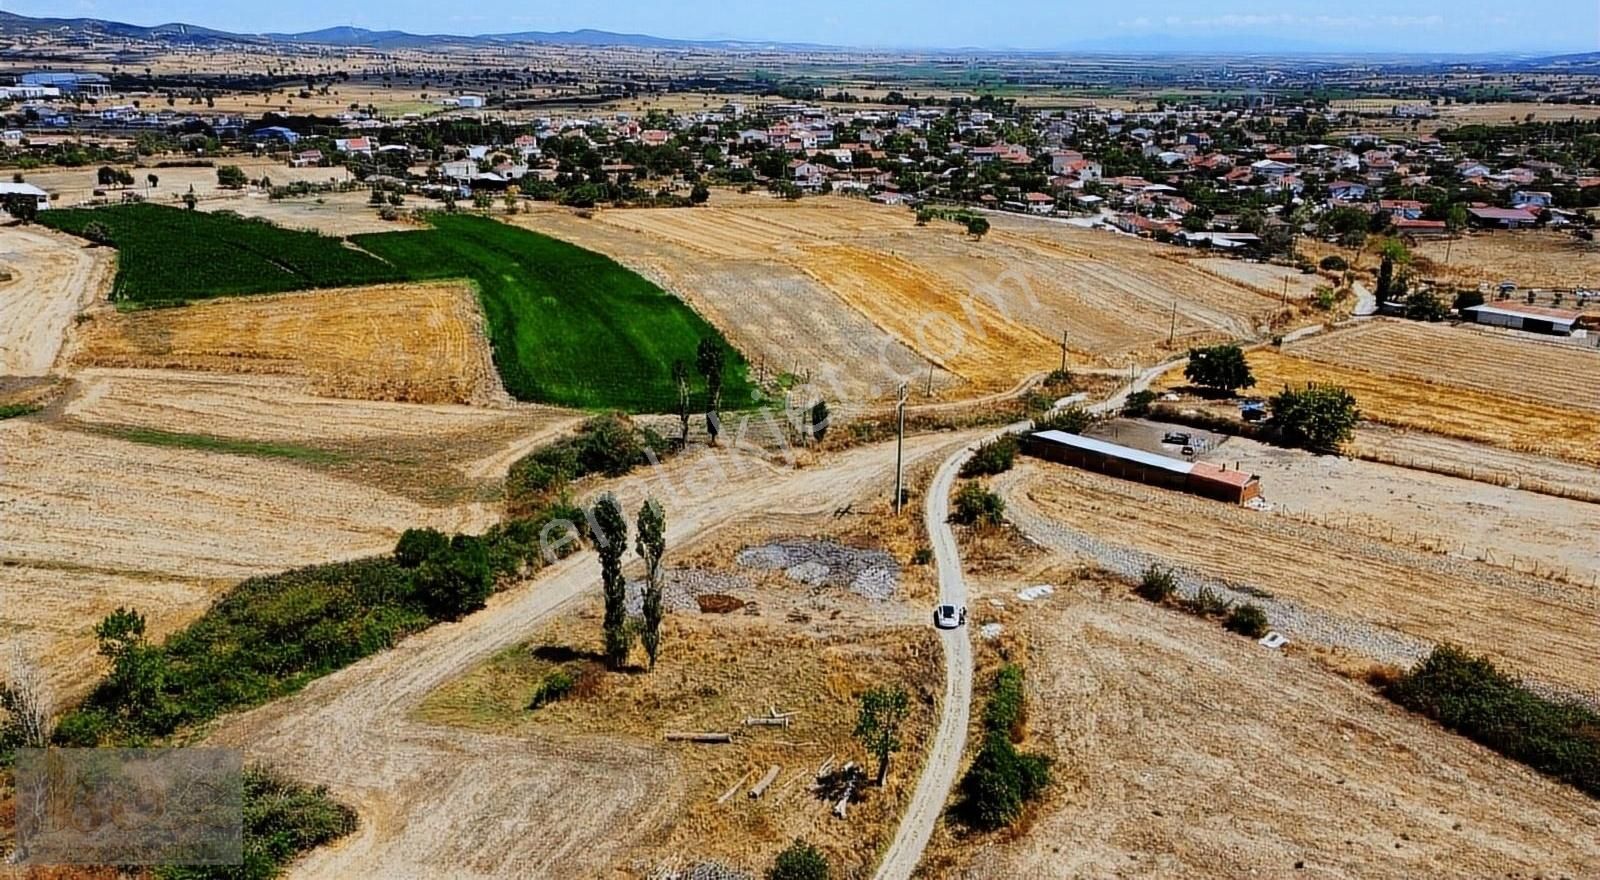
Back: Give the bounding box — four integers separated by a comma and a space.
21, 0, 1600, 52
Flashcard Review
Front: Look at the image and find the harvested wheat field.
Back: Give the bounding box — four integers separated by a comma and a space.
1243, 348, 1600, 466
1302, 230, 1600, 292
950, 578, 1600, 879
199, 190, 409, 235
1285, 319, 1600, 412
0, 419, 495, 696
0, 226, 114, 375
515, 194, 1294, 398
420, 612, 940, 877
69, 281, 503, 404
1203, 435, 1600, 584
1351, 425, 1600, 502
996, 462, 1600, 702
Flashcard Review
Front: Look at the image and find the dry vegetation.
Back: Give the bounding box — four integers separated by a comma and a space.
1242, 348, 1600, 466
70, 281, 504, 404
515, 193, 1300, 400
998, 462, 1600, 703
1284, 320, 1600, 412
948, 572, 1600, 879
0, 226, 115, 375
420, 611, 941, 877
1302, 229, 1600, 292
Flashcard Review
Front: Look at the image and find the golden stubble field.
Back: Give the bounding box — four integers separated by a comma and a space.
513, 193, 1302, 401
69, 280, 504, 405
949, 573, 1600, 879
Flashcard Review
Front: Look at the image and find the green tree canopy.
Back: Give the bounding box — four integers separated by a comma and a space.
1184, 344, 1256, 394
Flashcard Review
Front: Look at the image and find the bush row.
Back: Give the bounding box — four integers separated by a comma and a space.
505, 414, 668, 517
955, 664, 1052, 831
1383, 644, 1600, 799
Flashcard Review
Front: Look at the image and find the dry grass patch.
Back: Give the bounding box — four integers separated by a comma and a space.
1285, 320, 1600, 413
70, 281, 502, 404
417, 611, 941, 877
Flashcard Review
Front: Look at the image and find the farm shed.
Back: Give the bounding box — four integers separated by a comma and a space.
1461, 303, 1581, 336
1019, 430, 1262, 505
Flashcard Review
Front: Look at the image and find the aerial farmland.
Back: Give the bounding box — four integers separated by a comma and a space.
3, 9, 1600, 880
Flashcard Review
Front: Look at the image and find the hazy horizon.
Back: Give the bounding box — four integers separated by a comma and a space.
10, 0, 1599, 54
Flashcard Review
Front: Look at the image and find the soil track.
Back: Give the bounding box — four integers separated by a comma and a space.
203, 431, 981, 879
69, 281, 503, 405
0, 226, 114, 375
998, 462, 1600, 703
957, 584, 1600, 879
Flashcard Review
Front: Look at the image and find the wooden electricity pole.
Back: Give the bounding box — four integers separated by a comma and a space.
1167, 301, 1177, 346
1059, 329, 1069, 373
894, 382, 909, 515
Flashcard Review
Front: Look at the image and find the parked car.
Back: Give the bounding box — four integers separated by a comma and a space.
1162, 431, 1192, 445
932, 604, 968, 629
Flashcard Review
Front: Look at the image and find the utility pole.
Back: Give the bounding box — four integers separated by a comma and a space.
1281, 275, 1289, 305
1059, 329, 1069, 373
1167, 301, 1177, 346
894, 382, 909, 515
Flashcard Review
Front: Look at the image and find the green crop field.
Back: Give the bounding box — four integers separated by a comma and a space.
39, 203, 402, 304
355, 214, 755, 412
43, 204, 754, 412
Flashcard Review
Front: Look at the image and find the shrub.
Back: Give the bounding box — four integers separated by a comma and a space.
394, 527, 448, 568
527, 667, 576, 710
1225, 602, 1269, 638
415, 534, 493, 620
1041, 368, 1075, 391
952, 482, 1006, 527
1136, 565, 1178, 603
1318, 254, 1348, 271
768, 839, 830, 880
157, 766, 357, 880
911, 547, 933, 566
961, 435, 1018, 478
955, 665, 1052, 831
1033, 405, 1092, 434
1122, 389, 1156, 417
1385, 645, 1600, 797
1185, 585, 1232, 617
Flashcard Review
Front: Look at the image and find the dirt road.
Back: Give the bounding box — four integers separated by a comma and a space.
204, 432, 979, 879
0, 226, 113, 375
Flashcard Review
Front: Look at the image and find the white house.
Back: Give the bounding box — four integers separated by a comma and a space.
0, 182, 50, 213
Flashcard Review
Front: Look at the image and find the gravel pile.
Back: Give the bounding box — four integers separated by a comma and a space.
648, 861, 753, 880
1001, 498, 1434, 670
736, 539, 901, 601
626, 568, 754, 616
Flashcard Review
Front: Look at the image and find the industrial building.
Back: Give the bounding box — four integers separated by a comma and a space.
1460, 303, 1584, 336
1020, 429, 1262, 505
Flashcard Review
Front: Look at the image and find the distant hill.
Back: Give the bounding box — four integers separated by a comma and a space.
0, 11, 833, 53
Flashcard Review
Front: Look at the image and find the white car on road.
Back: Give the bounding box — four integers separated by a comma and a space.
932, 604, 968, 629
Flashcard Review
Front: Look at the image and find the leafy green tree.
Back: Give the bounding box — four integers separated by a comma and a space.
768, 840, 830, 880
1445, 203, 1469, 235
97, 165, 118, 187
1267, 383, 1360, 453
854, 684, 911, 785
182, 186, 198, 211
1184, 344, 1256, 395
695, 338, 726, 444
689, 183, 709, 204
966, 215, 990, 239
394, 527, 449, 568
1453, 289, 1485, 312
415, 535, 492, 620
635, 498, 667, 670
592, 493, 631, 670
93, 608, 174, 736
1404, 288, 1447, 322
146, 173, 159, 189
1, 194, 39, 224
216, 165, 248, 189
